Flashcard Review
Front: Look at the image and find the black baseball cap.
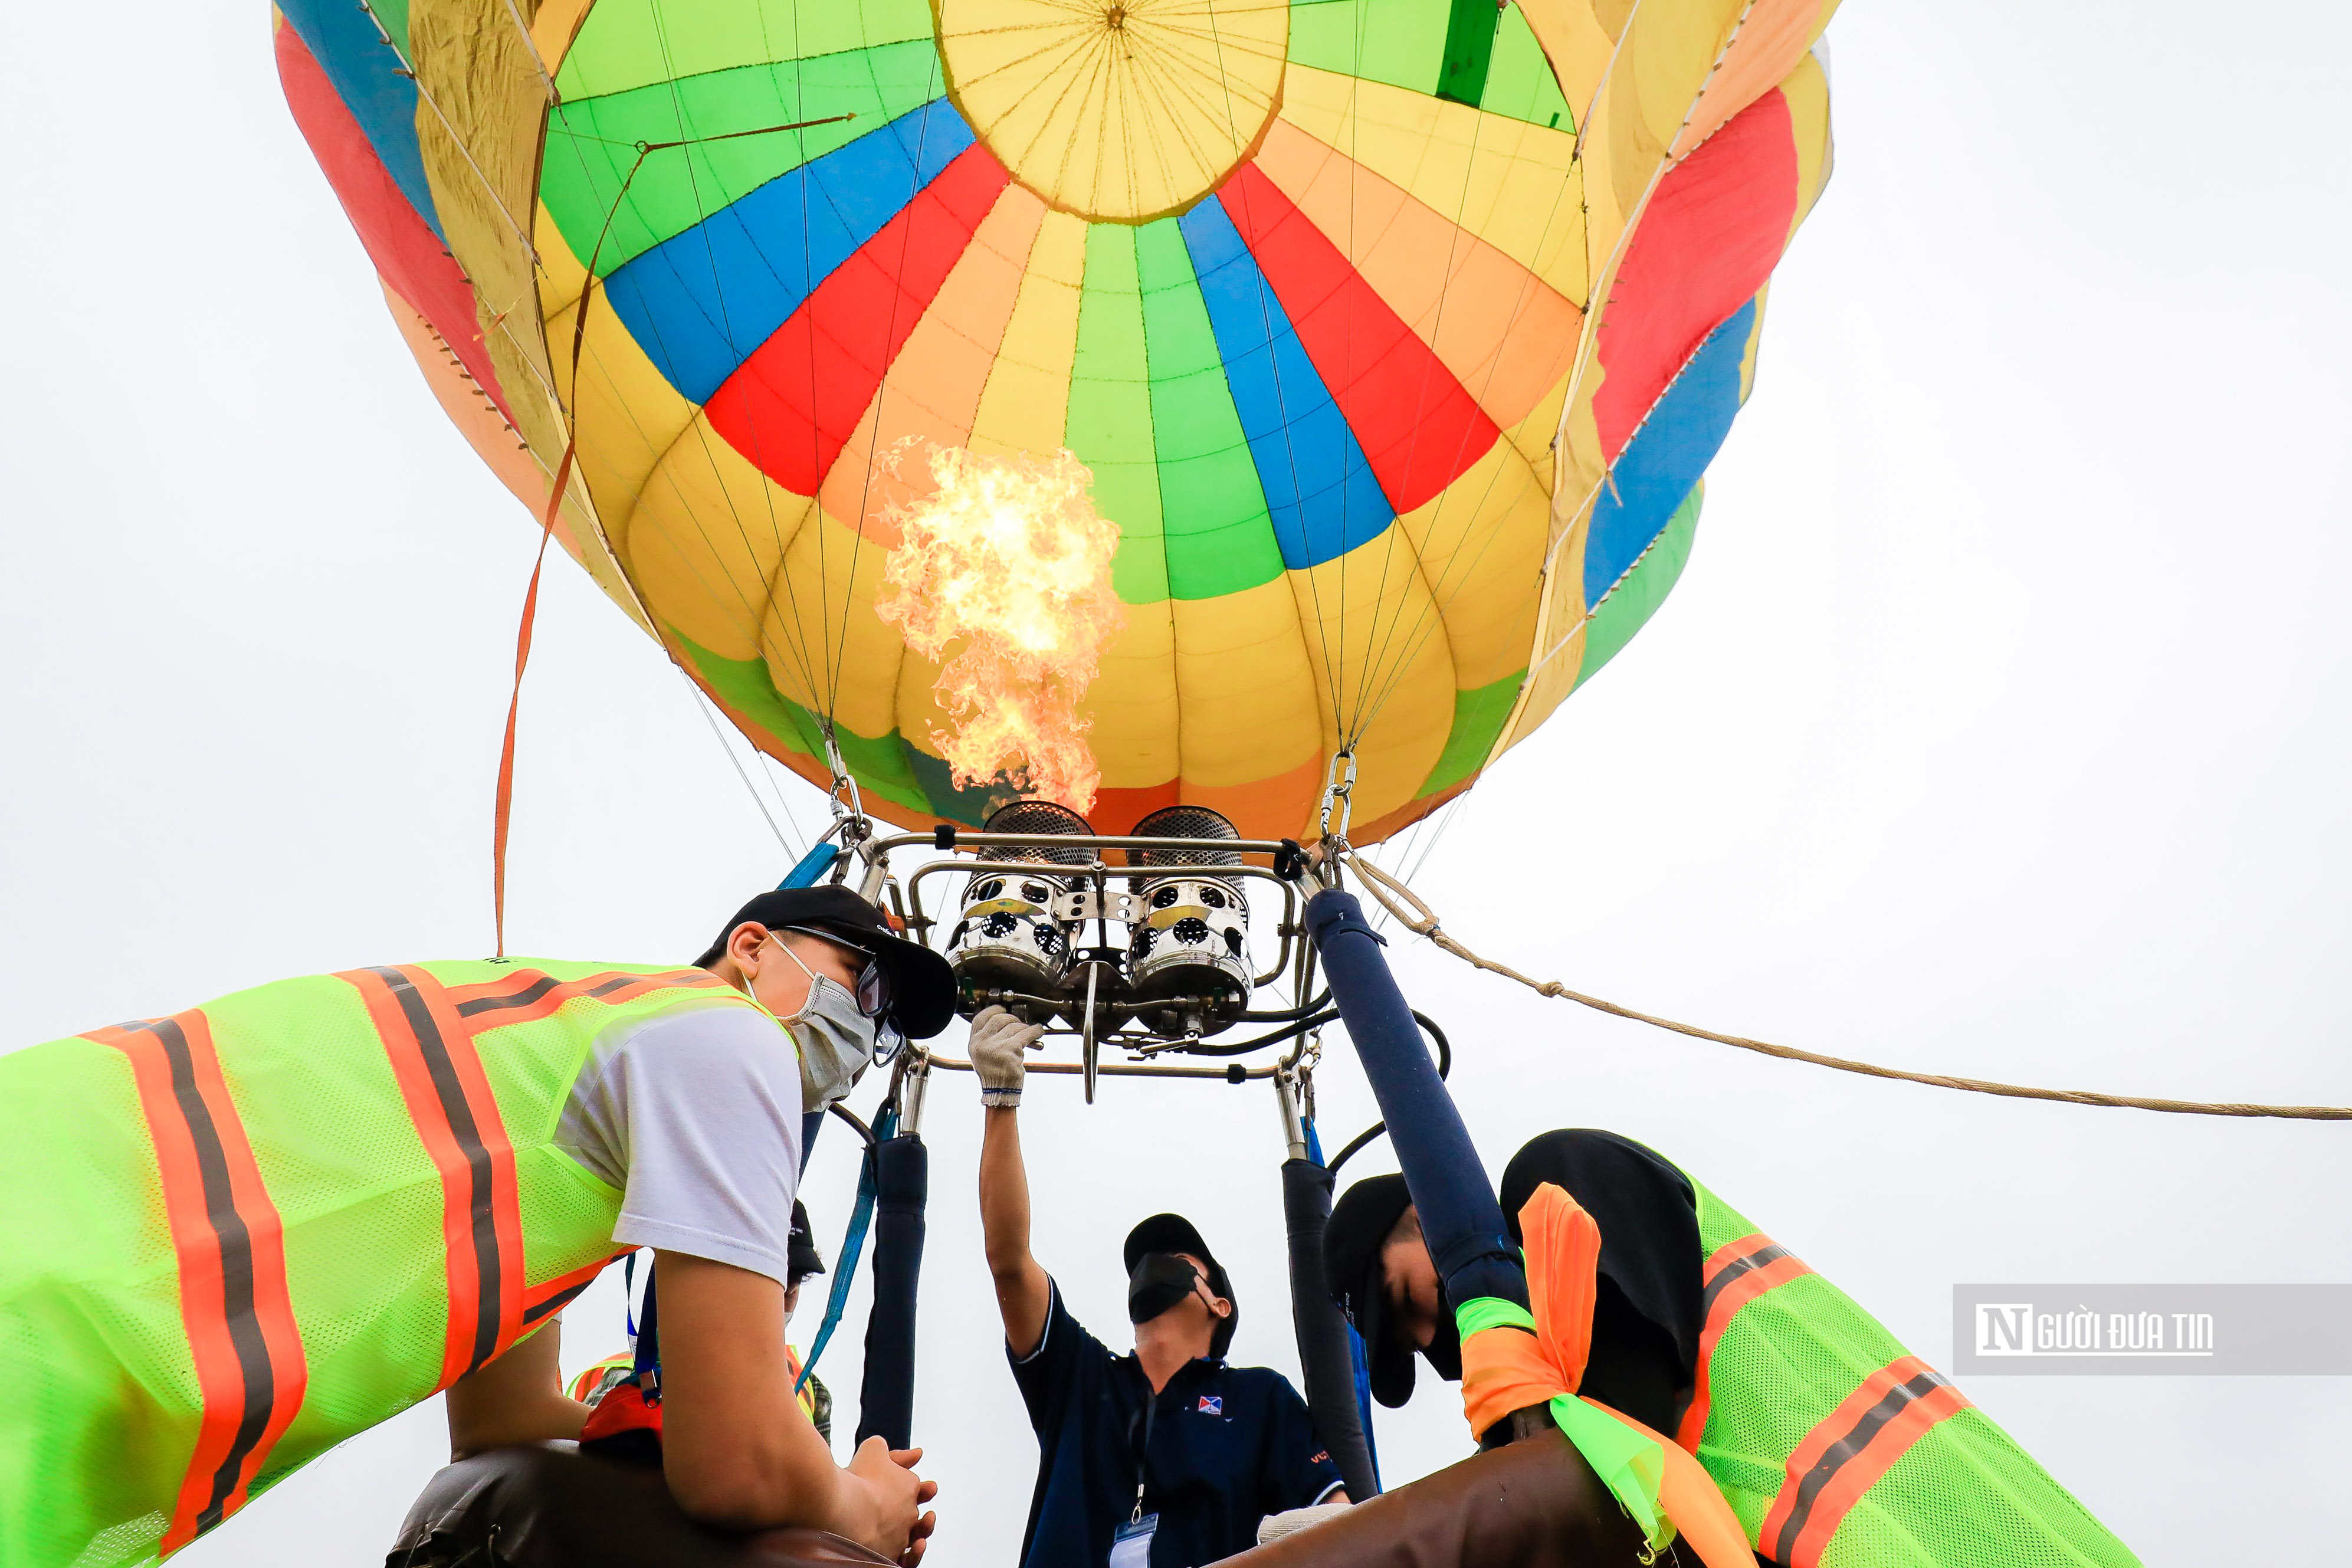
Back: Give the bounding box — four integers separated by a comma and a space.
694, 884, 957, 1039
1125, 1212, 1239, 1359
787, 1200, 826, 1287
1322, 1173, 1422, 1406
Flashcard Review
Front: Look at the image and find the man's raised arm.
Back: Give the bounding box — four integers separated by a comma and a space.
970, 1006, 1051, 1357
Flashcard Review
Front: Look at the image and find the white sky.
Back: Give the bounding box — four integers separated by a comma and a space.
4, 2, 2347, 1564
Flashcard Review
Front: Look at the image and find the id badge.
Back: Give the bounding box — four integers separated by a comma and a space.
1108, 1511, 1159, 1568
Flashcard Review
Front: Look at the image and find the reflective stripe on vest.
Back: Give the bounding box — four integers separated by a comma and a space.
342, 965, 717, 1375
1759, 1355, 1972, 1568
83, 1015, 309, 1556
342, 965, 525, 1386
526, 1253, 620, 1328
1677, 1170, 2139, 1568
1675, 1229, 1813, 1452
443, 967, 717, 1027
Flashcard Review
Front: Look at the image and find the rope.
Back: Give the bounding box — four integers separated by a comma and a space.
1343, 855, 2352, 1122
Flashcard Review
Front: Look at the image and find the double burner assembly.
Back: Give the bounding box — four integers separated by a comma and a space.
942, 801, 1256, 1044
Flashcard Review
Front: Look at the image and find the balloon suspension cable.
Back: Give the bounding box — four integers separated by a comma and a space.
1316, 749, 1358, 855
684, 673, 799, 858
819, 720, 870, 843
1341, 851, 2352, 1123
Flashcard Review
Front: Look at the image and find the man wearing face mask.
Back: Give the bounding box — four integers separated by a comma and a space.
0, 884, 950, 1568
968, 1006, 1347, 1568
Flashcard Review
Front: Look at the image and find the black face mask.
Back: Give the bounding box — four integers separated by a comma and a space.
1127, 1252, 1203, 1325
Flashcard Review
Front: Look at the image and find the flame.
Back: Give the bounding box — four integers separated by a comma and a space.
877, 446, 1126, 811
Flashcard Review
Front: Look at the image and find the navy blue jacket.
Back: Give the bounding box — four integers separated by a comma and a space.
1009, 1280, 1344, 1567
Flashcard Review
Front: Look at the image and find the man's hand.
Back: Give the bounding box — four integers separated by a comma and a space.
969, 1005, 1045, 1109
829, 1439, 939, 1564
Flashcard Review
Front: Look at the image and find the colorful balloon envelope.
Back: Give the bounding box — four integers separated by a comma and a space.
276, 0, 1836, 843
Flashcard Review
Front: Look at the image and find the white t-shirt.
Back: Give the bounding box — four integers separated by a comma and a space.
553, 1000, 806, 1284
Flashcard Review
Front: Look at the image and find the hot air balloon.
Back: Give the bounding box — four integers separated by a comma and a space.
264, 21, 2134, 1568
275, 0, 1834, 844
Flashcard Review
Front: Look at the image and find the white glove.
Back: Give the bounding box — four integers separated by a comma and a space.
969, 1005, 1045, 1109
1256, 1502, 1350, 1544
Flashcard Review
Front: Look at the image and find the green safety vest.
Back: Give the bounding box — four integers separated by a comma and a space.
1674, 1171, 2141, 1568
0, 959, 764, 1568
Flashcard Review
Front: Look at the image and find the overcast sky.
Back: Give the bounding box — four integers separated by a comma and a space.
4, 2, 2347, 1564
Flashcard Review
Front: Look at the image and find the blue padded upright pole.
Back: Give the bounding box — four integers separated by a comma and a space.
1282, 1155, 1379, 1498
1304, 888, 1527, 1315
854, 1133, 928, 1450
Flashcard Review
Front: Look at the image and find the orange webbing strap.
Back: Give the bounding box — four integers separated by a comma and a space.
1759, 1354, 1972, 1568
1459, 1310, 1570, 1441
1460, 1182, 1602, 1439
86, 1015, 309, 1552
1457, 1183, 1751, 1568
1676, 1230, 1814, 1451
340, 965, 527, 1387
492, 435, 580, 958
1522, 1182, 1601, 1392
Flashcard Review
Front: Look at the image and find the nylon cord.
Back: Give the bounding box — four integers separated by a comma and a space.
1344, 855, 2352, 1121
684, 670, 803, 857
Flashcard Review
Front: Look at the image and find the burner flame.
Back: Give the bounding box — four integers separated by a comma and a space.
877, 447, 1126, 811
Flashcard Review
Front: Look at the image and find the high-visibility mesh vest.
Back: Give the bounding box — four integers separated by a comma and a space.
1674, 1172, 2140, 1568
0, 959, 760, 1568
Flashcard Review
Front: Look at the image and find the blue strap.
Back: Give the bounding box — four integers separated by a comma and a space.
626, 1251, 661, 1395
778, 842, 841, 889
797, 1105, 896, 1392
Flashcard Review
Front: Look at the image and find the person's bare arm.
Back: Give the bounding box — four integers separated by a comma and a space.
979, 1106, 1052, 1357
656, 1251, 935, 1557
444, 1319, 589, 1459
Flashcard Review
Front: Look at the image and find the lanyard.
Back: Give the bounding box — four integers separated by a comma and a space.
1127, 1379, 1160, 1524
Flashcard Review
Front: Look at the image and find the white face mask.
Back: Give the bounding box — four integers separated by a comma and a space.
747, 934, 880, 1110
785, 973, 878, 1111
